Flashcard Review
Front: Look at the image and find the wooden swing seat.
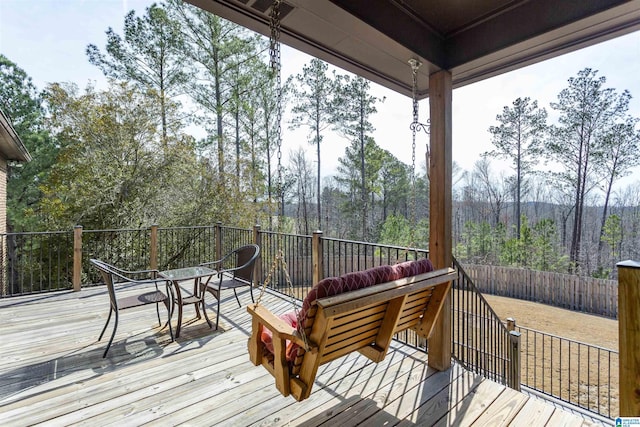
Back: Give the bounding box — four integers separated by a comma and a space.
247, 258, 456, 401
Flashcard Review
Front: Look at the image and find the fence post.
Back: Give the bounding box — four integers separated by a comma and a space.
215, 221, 222, 262
508, 330, 521, 391
253, 224, 262, 286
312, 230, 323, 286
506, 317, 516, 331
73, 225, 82, 292
150, 224, 158, 271
617, 260, 640, 416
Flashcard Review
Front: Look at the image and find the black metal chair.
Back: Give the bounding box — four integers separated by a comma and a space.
200, 244, 260, 329
90, 259, 174, 358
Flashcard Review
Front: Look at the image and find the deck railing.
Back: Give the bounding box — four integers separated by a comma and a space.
451, 259, 521, 389
514, 323, 618, 418
0, 224, 517, 390
0, 230, 73, 296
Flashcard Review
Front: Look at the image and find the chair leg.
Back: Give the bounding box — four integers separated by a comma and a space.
164, 299, 174, 341
216, 293, 221, 330
233, 289, 241, 308
98, 308, 113, 341
176, 300, 184, 339
249, 285, 254, 303
103, 310, 119, 358
202, 297, 212, 329
155, 301, 161, 326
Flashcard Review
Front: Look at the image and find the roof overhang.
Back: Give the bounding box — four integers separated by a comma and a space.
0, 109, 32, 163
185, 0, 640, 99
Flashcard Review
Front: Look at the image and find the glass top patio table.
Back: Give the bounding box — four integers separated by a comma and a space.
159, 266, 218, 338
160, 266, 217, 281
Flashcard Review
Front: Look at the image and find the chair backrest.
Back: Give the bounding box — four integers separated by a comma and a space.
90, 259, 118, 310
231, 244, 260, 283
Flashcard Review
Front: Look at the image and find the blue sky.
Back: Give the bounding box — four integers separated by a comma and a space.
1, 0, 639, 191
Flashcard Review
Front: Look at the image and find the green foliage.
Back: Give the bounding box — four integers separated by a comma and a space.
168, 0, 264, 178
87, 3, 188, 150
0, 54, 42, 130
601, 214, 622, 258
456, 220, 500, 264
1, 55, 58, 231
335, 136, 387, 240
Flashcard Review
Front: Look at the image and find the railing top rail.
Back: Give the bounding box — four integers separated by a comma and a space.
515, 323, 618, 353
82, 228, 148, 233
218, 225, 252, 231
1, 230, 72, 237
157, 225, 218, 231
260, 230, 313, 239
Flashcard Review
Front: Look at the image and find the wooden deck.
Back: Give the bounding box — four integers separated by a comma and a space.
0, 283, 600, 426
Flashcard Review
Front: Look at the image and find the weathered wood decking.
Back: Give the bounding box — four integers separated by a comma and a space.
0, 284, 598, 426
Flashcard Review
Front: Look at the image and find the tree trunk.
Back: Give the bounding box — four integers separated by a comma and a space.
316, 127, 321, 231
214, 50, 224, 178
597, 173, 615, 269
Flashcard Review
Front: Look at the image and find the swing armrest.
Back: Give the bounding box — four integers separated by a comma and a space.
247, 304, 307, 347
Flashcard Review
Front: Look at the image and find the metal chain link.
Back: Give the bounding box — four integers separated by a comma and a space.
397, 58, 430, 261
255, 1, 311, 352
270, 0, 283, 233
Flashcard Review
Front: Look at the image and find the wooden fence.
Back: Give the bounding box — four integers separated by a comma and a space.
463, 264, 618, 319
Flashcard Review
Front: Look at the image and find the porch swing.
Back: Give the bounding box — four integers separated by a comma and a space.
246, 0, 456, 402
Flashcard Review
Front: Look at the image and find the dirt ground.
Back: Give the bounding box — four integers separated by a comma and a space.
483, 294, 619, 417
483, 294, 619, 351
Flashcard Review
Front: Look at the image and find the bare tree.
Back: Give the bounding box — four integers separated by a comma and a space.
289, 148, 315, 235
594, 116, 640, 269
545, 68, 630, 271
473, 158, 509, 227
288, 59, 336, 230
486, 97, 547, 239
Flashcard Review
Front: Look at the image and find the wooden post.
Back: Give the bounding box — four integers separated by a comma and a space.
506, 317, 516, 331
617, 260, 640, 416
427, 69, 453, 371
73, 225, 82, 292
312, 230, 323, 286
253, 224, 262, 286
508, 330, 521, 391
215, 221, 222, 262
150, 224, 158, 271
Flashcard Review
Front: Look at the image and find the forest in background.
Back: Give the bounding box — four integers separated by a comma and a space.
1, 1, 639, 279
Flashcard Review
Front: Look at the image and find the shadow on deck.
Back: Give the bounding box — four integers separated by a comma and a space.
0, 286, 598, 426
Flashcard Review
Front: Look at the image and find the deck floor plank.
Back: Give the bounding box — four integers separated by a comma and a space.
0, 286, 602, 426
394, 369, 483, 427
241, 346, 423, 427
508, 396, 555, 426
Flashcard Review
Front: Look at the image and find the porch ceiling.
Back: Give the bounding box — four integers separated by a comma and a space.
185, 0, 640, 98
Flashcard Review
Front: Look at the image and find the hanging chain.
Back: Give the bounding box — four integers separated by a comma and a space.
270, 0, 283, 232
258, 1, 310, 351
409, 59, 419, 230
398, 58, 430, 261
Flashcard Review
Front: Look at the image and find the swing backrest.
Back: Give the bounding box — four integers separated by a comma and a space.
289, 258, 435, 374
248, 258, 456, 401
